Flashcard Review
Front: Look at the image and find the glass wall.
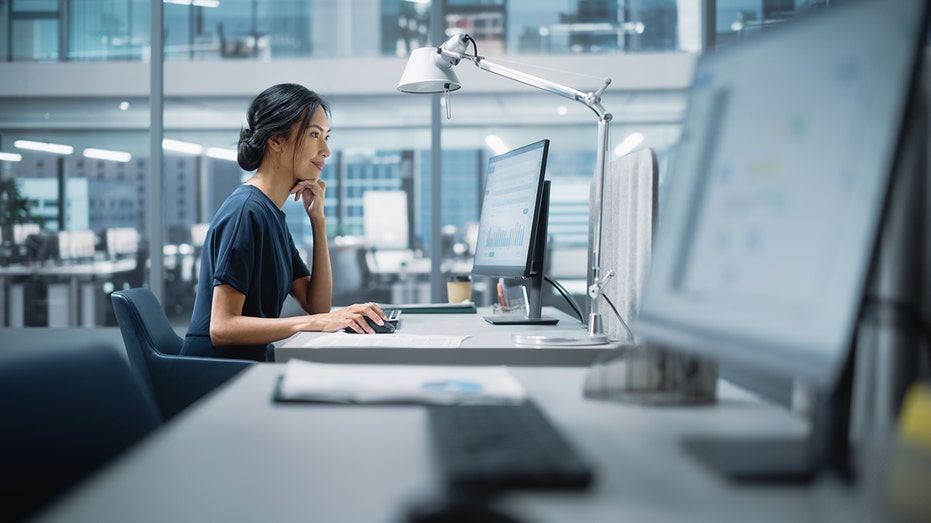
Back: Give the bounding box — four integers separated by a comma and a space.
4, 0, 706, 62
0, 0, 849, 327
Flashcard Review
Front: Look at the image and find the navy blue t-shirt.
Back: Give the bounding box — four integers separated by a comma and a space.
181, 185, 310, 361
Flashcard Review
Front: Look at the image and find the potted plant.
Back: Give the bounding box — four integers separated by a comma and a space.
0, 176, 37, 265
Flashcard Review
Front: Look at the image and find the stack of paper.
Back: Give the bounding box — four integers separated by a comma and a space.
275, 359, 526, 405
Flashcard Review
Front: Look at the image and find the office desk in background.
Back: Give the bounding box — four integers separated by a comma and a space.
0, 258, 137, 327
33, 364, 864, 523
275, 306, 620, 366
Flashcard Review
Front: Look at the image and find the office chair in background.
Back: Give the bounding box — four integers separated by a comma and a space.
0, 343, 161, 523
111, 287, 256, 420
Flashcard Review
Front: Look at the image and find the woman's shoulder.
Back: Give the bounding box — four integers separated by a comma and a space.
218, 186, 270, 214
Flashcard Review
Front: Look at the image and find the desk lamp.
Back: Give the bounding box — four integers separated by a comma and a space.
398, 33, 614, 345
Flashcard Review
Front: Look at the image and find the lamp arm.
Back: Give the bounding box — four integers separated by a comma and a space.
436, 49, 611, 119
436, 47, 614, 335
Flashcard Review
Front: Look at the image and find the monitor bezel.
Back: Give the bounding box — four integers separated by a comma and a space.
471, 139, 550, 280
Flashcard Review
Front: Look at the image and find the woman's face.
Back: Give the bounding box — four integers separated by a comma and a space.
288, 105, 331, 182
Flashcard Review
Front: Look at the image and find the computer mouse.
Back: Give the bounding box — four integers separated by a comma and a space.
343, 316, 396, 334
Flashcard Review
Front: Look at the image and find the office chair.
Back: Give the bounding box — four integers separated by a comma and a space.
111, 287, 255, 420
0, 343, 161, 523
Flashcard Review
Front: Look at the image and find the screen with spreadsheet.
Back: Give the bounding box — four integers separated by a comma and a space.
472, 139, 549, 279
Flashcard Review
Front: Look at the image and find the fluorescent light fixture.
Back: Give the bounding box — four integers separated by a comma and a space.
14, 139, 74, 155
484, 135, 510, 155
162, 139, 204, 155
614, 132, 644, 157
0, 152, 22, 162
205, 147, 238, 161
84, 148, 132, 163
164, 0, 220, 7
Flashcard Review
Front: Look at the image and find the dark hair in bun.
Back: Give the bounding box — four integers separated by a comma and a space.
237, 83, 331, 172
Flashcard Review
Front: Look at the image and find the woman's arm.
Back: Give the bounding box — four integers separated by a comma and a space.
293, 214, 332, 314
209, 284, 388, 346
289, 179, 332, 314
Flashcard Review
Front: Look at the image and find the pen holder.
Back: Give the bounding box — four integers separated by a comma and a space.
491, 279, 529, 315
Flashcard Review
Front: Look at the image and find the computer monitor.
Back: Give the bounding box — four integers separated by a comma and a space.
472, 139, 557, 325
105, 227, 140, 260
635, 0, 928, 480
363, 190, 410, 250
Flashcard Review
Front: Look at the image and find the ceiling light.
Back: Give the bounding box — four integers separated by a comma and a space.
162, 139, 204, 155
164, 0, 220, 6
484, 135, 510, 155
84, 148, 132, 163
14, 140, 73, 155
0, 152, 23, 162
206, 147, 238, 161
119, 101, 130, 111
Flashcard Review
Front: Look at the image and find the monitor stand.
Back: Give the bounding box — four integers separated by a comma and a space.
682, 345, 855, 483
483, 181, 559, 326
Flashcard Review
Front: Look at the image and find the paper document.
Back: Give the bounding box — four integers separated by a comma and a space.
293, 332, 468, 349
275, 359, 527, 405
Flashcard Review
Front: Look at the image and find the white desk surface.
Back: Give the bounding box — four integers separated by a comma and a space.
275, 306, 621, 366
34, 364, 866, 523
0, 258, 137, 277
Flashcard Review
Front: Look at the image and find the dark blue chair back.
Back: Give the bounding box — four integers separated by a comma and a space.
111, 287, 255, 420
0, 343, 161, 523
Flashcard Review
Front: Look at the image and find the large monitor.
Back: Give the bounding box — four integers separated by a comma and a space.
472, 139, 557, 325
635, 0, 928, 479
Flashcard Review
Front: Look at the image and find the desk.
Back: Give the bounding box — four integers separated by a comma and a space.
0, 259, 136, 327
33, 364, 864, 523
275, 306, 620, 366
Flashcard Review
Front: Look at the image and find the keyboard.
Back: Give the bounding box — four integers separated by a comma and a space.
384, 308, 402, 328
427, 401, 594, 491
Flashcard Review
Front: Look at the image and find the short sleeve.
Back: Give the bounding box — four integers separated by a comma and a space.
210, 209, 257, 295
290, 240, 311, 281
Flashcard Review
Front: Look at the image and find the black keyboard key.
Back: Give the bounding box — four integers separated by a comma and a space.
427, 401, 594, 491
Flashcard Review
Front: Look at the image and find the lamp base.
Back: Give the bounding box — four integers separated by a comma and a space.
511, 333, 613, 346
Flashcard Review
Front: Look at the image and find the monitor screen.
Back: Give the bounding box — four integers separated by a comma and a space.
472, 139, 550, 279
363, 190, 409, 250
636, 0, 927, 390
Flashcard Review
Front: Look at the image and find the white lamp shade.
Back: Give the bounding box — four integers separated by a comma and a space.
397, 47, 462, 94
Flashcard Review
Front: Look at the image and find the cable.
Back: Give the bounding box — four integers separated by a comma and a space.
543, 274, 584, 323
601, 293, 635, 342
464, 34, 478, 58
541, 274, 636, 342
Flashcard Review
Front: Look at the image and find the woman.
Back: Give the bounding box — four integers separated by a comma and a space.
181, 83, 387, 361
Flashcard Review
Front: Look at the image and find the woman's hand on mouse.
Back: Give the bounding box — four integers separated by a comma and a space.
300, 302, 386, 334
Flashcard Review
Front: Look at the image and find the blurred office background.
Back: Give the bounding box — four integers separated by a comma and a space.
0, 0, 850, 329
